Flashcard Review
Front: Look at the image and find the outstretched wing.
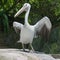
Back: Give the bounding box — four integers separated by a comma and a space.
13, 21, 23, 33
34, 16, 52, 40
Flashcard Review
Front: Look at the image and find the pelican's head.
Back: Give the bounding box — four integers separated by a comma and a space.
14, 3, 31, 17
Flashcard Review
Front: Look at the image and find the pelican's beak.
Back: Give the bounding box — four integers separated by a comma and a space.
14, 6, 26, 17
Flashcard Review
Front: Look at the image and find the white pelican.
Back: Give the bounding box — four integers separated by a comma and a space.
13, 3, 52, 51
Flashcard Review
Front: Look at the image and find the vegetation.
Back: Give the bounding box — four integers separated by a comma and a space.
0, 0, 60, 53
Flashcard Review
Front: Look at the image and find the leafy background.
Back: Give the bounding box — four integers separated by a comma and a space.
0, 0, 60, 54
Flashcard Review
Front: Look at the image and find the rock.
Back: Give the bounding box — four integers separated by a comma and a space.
56, 59, 60, 60
0, 49, 59, 60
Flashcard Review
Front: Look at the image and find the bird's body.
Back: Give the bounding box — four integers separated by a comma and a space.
19, 25, 35, 44
13, 3, 52, 51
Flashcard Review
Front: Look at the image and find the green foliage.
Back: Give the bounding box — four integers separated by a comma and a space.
3, 14, 9, 33
0, 13, 9, 33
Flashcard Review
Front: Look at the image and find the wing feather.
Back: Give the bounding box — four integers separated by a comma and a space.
13, 21, 23, 33
34, 16, 52, 40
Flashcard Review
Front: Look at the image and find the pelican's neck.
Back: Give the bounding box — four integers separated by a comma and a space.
25, 7, 30, 26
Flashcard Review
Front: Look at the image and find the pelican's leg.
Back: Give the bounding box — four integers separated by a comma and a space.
29, 43, 35, 52
22, 43, 25, 52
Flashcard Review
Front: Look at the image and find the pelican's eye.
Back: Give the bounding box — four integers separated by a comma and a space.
24, 4, 27, 7
25, 4, 28, 7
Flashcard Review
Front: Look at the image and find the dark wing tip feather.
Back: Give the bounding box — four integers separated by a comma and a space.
36, 24, 52, 41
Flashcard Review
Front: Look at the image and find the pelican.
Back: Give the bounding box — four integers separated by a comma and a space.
13, 3, 52, 51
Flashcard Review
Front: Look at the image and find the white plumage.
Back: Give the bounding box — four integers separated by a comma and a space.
13, 3, 52, 51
